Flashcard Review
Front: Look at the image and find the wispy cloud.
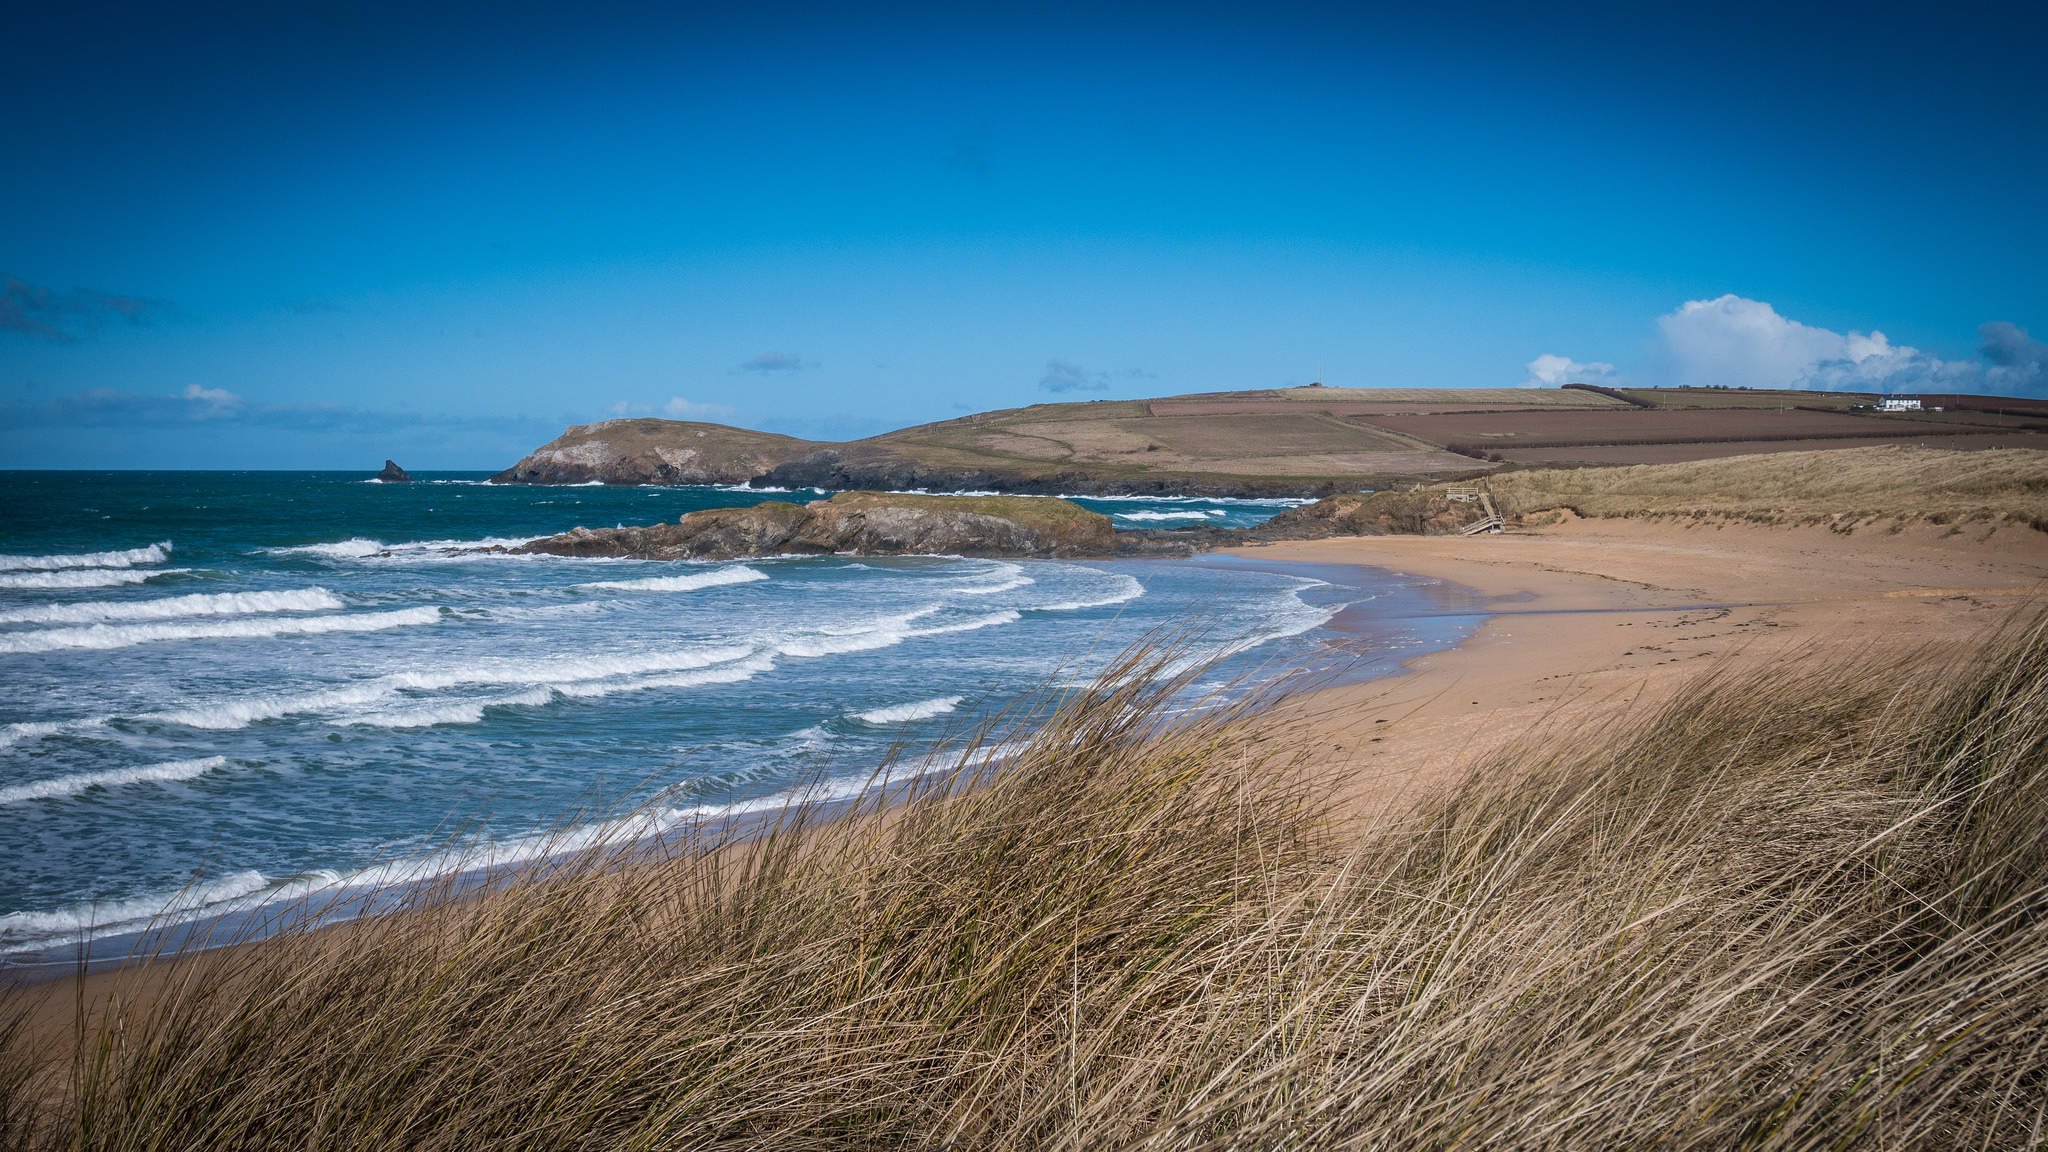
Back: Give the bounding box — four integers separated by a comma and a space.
739, 352, 806, 373
1527, 296, 2047, 396
662, 396, 739, 420
602, 397, 742, 422
1039, 359, 1111, 393
1, 386, 555, 436
2, 276, 169, 344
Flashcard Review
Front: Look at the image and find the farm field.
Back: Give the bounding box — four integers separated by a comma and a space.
493, 385, 2048, 492
1492, 432, 2046, 466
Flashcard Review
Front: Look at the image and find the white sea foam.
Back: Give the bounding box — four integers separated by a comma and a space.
577, 566, 768, 593
0, 588, 345, 625
0, 542, 171, 571
0, 568, 192, 590
0, 756, 228, 806
0, 607, 441, 654
853, 695, 964, 724
1114, 509, 1226, 522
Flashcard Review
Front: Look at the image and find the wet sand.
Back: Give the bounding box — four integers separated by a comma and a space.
1236, 513, 2048, 812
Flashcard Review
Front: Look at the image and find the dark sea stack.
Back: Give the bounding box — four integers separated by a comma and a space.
376, 460, 415, 483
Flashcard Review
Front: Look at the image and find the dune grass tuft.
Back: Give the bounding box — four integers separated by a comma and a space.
8, 614, 2048, 1149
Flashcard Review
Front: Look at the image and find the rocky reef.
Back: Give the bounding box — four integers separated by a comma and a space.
514, 490, 1495, 562
376, 460, 414, 483
516, 492, 1122, 561
747, 449, 1355, 500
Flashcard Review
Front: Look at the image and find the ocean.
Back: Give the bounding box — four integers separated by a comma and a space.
0, 472, 1481, 964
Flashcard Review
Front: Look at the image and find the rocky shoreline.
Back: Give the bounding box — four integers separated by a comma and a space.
512, 490, 1494, 562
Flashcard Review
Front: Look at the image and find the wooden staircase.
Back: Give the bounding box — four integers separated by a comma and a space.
1458, 492, 1505, 535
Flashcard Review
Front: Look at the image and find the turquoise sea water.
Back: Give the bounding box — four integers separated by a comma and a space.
0, 472, 1478, 961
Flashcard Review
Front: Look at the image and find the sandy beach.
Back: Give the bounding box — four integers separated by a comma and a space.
1240, 514, 2048, 809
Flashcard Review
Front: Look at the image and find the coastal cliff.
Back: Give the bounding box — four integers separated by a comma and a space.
515, 490, 1495, 562
516, 492, 1121, 560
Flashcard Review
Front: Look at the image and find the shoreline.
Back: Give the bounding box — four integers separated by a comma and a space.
1234, 513, 2048, 812
0, 550, 1474, 986
9, 516, 2044, 1029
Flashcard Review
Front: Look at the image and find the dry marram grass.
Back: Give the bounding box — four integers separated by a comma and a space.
6, 616, 2048, 1148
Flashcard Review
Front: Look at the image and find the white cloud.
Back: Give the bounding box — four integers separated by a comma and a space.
1653, 295, 1978, 393
1521, 353, 1618, 389
1529, 295, 2046, 396
180, 384, 239, 404
661, 396, 739, 420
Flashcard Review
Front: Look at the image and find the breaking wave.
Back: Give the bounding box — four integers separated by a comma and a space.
0, 542, 171, 571
0, 568, 191, 590
1031, 572, 1147, 612
1114, 509, 1226, 522
0, 756, 228, 806
262, 537, 542, 561
0, 607, 442, 654
578, 566, 768, 593
0, 588, 345, 625
853, 696, 964, 724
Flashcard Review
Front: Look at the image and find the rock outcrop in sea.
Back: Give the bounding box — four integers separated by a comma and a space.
517, 492, 1122, 560
514, 490, 1496, 562
376, 460, 415, 483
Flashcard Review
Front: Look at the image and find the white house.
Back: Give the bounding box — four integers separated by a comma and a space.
1880, 396, 1923, 412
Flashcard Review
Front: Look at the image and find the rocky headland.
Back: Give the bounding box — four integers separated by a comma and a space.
513, 490, 1496, 561
487, 419, 822, 487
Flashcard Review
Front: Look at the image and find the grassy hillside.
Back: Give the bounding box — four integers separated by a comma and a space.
1489, 445, 2048, 530
488, 388, 2044, 492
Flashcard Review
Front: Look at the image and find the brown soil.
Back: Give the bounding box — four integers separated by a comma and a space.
1495, 432, 2043, 465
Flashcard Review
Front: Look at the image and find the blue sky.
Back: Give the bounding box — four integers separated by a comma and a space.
4, 0, 2045, 469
